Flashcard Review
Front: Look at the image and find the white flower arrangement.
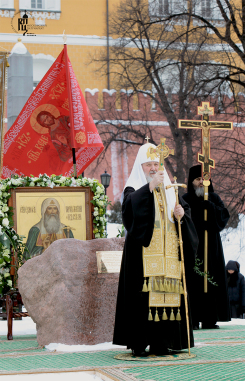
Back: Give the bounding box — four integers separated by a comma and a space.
2, 218, 9, 227
0, 173, 110, 294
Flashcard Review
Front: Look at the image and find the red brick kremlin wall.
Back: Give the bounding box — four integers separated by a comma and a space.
84, 89, 244, 205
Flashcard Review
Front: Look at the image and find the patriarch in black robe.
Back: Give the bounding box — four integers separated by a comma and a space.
182, 165, 230, 329
113, 143, 199, 356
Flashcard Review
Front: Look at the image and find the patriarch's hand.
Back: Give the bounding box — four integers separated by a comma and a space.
174, 204, 184, 220
149, 171, 164, 192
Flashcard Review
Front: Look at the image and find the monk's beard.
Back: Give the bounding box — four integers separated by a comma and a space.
195, 187, 204, 197
44, 213, 60, 233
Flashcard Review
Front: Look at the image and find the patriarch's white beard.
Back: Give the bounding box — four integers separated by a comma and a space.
145, 171, 157, 184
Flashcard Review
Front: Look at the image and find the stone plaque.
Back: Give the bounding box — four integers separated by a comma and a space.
96, 251, 123, 273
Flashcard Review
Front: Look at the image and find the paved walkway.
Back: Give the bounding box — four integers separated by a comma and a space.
0, 325, 245, 380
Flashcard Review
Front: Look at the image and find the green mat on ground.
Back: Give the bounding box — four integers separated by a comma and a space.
124, 362, 245, 381
0, 325, 244, 380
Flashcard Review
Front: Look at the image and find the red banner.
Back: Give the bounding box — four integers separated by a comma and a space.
1, 48, 104, 178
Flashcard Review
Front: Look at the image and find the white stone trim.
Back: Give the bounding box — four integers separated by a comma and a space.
94, 119, 245, 128
0, 9, 15, 17
0, 33, 238, 52
20, 10, 61, 22
0, 33, 108, 46
95, 119, 169, 126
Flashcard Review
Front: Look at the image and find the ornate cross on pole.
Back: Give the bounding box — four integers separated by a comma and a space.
150, 137, 174, 172
178, 102, 233, 293
145, 136, 150, 143
178, 101, 233, 180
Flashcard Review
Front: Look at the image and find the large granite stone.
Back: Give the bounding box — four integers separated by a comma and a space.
18, 238, 124, 346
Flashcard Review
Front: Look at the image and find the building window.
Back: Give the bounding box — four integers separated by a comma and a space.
31, 0, 43, 8
159, 0, 170, 16
0, 0, 14, 8
194, 0, 227, 21
149, 0, 188, 18
201, 0, 211, 18
19, 0, 61, 22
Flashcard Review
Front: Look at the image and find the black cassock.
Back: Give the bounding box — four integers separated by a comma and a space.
113, 184, 199, 351
182, 172, 230, 325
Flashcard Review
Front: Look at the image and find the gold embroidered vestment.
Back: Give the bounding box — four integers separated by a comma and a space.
142, 187, 183, 318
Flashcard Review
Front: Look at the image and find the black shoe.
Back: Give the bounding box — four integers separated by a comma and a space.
202, 323, 219, 329
132, 349, 148, 357
193, 325, 199, 330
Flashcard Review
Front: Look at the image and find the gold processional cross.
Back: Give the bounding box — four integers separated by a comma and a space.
149, 137, 174, 172
178, 102, 233, 180
178, 101, 233, 292
149, 138, 174, 214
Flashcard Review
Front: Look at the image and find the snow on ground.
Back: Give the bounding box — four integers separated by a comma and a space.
46, 342, 126, 352
0, 316, 37, 336
221, 214, 245, 276
107, 222, 123, 238
1, 221, 244, 380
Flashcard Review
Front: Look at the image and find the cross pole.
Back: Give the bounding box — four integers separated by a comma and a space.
178, 101, 233, 292
166, 177, 191, 356
145, 136, 150, 143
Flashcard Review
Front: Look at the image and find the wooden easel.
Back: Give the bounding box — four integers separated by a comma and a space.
0, 290, 29, 340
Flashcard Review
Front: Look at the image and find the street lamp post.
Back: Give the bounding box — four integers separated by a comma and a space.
100, 170, 111, 196
100, 170, 111, 234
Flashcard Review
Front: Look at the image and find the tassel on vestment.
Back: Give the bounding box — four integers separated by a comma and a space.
162, 308, 168, 320
142, 278, 148, 292
154, 277, 159, 291
170, 308, 175, 321
176, 308, 181, 321
154, 308, 160, 322
148, 308, 153, 321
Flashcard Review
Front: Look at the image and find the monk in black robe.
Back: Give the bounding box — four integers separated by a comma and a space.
182, 165, 230, 329
113, 144, 199, 356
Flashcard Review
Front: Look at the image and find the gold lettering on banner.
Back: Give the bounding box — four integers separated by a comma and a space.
27, 149, 40, 162
49, 83, 66, 100
16, 133, 31, 148
12, 146, 23, 160
35, 135, 49, 152
62, 98, 69, 111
